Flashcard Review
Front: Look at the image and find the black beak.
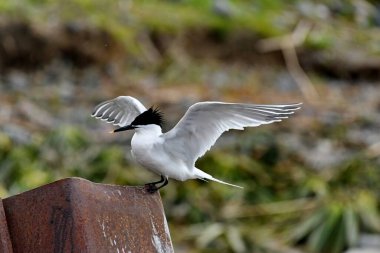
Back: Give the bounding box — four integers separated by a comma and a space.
114, 125, 136, 133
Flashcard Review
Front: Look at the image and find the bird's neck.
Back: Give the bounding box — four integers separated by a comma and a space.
131, 124, 162, 148
134, 124, 162, 137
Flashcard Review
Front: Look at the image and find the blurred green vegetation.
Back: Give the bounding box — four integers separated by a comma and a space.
1, 125, 379, 252
1, 0, 380, 253
1, 0, 379, 57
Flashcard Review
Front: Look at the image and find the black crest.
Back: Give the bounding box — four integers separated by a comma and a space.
131, 107, 164, 127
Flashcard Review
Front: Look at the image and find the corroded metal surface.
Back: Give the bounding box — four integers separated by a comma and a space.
3, 177, 173, 253
0, 199, 13, 253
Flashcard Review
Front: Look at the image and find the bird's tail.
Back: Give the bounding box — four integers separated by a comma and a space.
194, 168, 243, 189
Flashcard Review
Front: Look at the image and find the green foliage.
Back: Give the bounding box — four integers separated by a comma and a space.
289, 157, 380, 253
0, 127, 134, 196
0, 0, 378, 64
290, 190, 380, 253
1, 112, 379, 253
0, 125, 358, 253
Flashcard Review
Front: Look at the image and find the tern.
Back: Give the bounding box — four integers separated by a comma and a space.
92, 96, 301, 193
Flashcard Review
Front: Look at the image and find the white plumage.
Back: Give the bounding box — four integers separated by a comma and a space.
92, 96, 301, 192
92, 96, 147, 126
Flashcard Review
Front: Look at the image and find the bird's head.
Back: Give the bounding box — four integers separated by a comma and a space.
113, 107, 163, 133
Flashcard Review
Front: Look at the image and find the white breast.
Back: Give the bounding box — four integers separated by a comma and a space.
131, 126, 162, 169
130, 125, 193, 181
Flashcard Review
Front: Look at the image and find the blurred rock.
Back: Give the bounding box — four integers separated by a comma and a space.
347, 128, 380, 146
358, 233, 380, 248
2, 125, 31, 144
345, 249, 380, 253
275, 71, 298, 92
300, 139, 349, 170
6, 71, 28, 90
18, 100, 56, 128
297, 1, 330, 19
353, 0, 375, 27
212, 0, 235, 18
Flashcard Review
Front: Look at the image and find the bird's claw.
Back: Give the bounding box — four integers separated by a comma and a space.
144, 175, 169, 193
144, 183, 158, 194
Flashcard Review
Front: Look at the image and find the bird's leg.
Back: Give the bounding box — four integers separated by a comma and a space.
155, 177, 168, 190
144, 176, 168, 193
150, 175, 165, 185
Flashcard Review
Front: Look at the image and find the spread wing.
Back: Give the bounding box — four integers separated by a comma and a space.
163, 102, 301, 165
91, 96, 147, 126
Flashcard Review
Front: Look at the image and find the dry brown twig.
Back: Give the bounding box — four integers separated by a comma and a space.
257, 20, 319, 103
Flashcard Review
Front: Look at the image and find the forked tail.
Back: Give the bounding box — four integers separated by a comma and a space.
194, 168, 243, 189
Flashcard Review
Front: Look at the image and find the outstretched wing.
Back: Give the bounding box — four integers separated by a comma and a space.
91, 96, 147, 126
163, 102, 301, 165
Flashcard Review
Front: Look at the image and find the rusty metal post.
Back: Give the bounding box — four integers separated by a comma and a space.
1, 177, 174, 253
0, 199, 13, 253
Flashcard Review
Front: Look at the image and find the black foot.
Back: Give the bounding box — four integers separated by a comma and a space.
145, 183, 159, 193
144, 175, 168, 194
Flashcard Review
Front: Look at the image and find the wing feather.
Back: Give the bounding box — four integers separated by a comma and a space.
163, 102, 301, 166
91, 96, 147, 126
